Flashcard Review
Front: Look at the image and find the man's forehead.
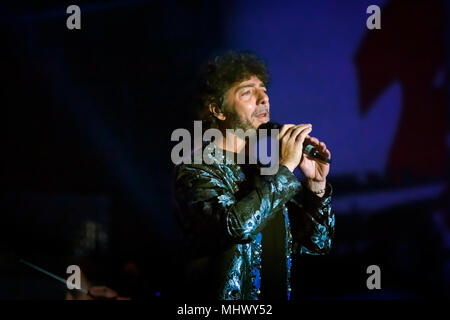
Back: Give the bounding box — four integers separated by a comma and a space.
234, 77, 265, 89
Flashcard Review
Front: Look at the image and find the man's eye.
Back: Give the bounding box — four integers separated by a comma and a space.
242, 90, 251, 96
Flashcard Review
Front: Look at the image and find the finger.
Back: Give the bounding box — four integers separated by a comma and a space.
305, 136, 320, 146
281, 125, 301, 142
281, 126, 294, 142
288, 124, 312, 141
292, 127, 312, 144
318, 142, 331, 160
317, 141, 325, 150
278, 124, 295, 139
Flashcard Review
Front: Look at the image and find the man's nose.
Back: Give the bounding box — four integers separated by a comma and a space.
257, 89, 269, 106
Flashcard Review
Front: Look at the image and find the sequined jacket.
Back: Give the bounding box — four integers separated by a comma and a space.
174, 142, 334, 300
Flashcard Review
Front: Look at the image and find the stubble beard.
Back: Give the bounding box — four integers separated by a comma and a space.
225, 111, 257, 133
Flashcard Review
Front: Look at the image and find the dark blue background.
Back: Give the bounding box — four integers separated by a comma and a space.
1, 0, 449, 299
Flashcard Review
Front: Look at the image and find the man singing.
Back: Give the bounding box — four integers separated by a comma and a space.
173, 51, 334, 300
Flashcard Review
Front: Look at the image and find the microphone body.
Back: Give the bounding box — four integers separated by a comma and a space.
259, 122, 331, 164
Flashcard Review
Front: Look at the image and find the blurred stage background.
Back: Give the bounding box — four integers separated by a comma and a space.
1, 0, 449, 299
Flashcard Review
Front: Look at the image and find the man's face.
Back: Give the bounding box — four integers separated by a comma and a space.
221, 75, 270, 131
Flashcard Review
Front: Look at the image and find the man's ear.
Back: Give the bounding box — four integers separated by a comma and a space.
209, 103, 226, 121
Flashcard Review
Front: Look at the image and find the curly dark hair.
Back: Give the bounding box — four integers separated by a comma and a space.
195, 51, 270, 129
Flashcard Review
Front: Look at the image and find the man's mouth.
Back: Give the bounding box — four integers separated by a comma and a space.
255, 111, 269, 120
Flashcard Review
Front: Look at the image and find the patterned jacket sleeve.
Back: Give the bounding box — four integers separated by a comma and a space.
287, 183, 334, 255
174, 164, 301, 254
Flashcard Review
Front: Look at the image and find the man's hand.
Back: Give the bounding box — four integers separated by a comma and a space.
277, 123, 331, 197
278, 124, 312, 172
299, 135, 331, 197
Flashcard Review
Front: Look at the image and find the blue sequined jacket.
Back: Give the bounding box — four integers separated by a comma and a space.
174, 142, 334, 300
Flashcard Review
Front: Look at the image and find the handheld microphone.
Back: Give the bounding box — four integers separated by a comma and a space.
259, 122, 332, 164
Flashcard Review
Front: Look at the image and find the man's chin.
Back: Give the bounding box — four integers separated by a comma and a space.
255, 117, 270, 129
